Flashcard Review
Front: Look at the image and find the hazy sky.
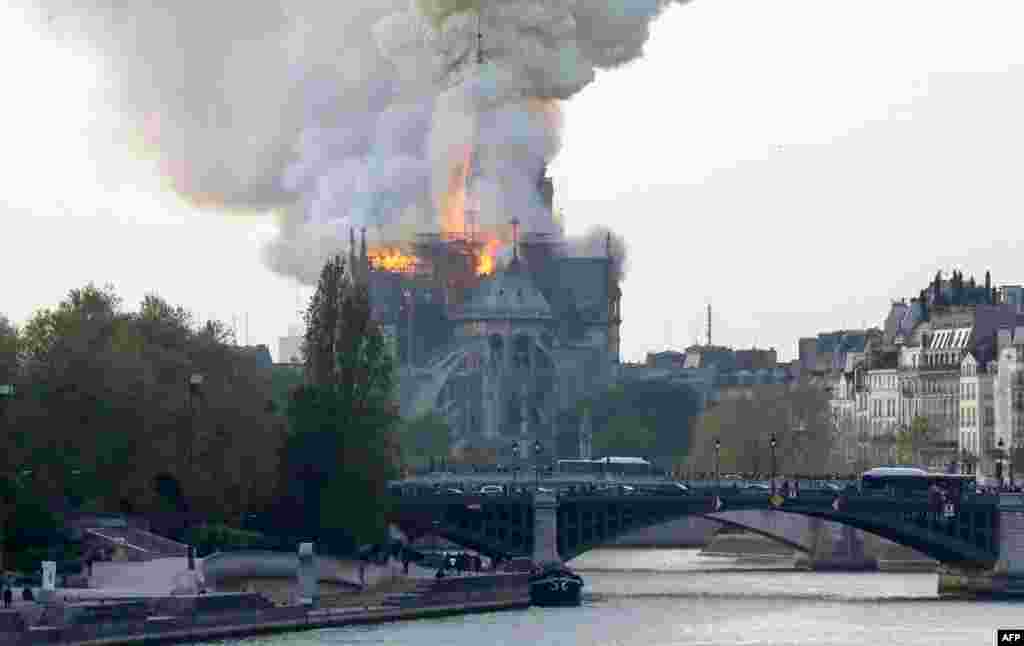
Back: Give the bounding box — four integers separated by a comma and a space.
3, 1, 1024, 363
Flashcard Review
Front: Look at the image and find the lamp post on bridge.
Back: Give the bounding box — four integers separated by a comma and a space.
997, 438, 1005, 492
1011, 439, 1016, 490
770, 433, 778, 496
714, 438, 721, 497
533, 440, 542, 491
512, 444, 520, 485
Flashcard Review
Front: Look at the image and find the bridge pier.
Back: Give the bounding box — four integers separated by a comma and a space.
533, 490, 560, 565
939, 507, 1024, 597
297, 542, 317, 606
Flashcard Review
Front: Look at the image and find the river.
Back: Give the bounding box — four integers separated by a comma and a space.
199, 549, 1019, 645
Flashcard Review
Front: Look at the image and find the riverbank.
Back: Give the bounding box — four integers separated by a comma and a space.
1, 573, 531, 646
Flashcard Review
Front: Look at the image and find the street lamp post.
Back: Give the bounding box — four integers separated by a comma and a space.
0, 384, 13, 574
512, 444, 520, 485
533, 440, 542, 491
997, 438, 1006, 492
1011, 440, 1016, 490
187, 374, 204, 477
770, 434, 778, 496
714, 438, 721, 497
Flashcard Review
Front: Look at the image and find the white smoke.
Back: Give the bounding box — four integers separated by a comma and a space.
20, 0, 687, 283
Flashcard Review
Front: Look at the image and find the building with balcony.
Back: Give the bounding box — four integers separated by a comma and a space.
995, 327, 1024, 485
959, 352, 994, 477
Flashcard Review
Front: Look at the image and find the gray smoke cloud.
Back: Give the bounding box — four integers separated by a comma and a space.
21, 0, 687, 283
570, 225, 629, 282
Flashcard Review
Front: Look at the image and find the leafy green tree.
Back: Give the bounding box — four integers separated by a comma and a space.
279, 255, 400, 551
689, 384, 834, 476
896, 416, 931, 465
592, 418, 657, 457
3, 284, 286, 533
0, 315, 18, 386
400, 413, 451, 472
559, 380, 701, 467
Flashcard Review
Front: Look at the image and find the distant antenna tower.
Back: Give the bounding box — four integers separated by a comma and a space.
476, 8, 485, 65
706, 303, 712, 347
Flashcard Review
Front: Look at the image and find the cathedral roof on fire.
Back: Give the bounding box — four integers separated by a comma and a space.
454, 265, 552, 321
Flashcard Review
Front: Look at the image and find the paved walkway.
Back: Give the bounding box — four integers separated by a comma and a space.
89, 557, 202, 593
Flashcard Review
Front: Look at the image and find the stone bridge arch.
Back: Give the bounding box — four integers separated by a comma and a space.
551, 496, 998, 566
704, 510, 814, 554
392, 492, 1000, 570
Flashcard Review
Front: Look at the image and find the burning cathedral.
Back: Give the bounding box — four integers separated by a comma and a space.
345, 168, 622, 460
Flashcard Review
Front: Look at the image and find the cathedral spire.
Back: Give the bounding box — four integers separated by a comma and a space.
360, 227, 368, 282
509, 217, 521, 270
349, 228, 357, 278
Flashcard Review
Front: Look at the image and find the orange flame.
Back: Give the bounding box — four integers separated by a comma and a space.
476, 238, 501, 276
369, 247, 419, 274
441, 144, 473, 236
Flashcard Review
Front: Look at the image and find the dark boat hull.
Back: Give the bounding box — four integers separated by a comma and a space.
529, 571, 584, 607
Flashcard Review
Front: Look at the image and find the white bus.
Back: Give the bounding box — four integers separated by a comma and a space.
557, 457, 653, 478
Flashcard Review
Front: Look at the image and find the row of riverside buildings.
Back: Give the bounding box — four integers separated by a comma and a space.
802, 273, 1024, 483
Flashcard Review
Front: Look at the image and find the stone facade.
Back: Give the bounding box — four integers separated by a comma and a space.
959, 352, 994, 477
821, 292, 1024, 476
994, 329, 1024, 485
394, 246, 620, 459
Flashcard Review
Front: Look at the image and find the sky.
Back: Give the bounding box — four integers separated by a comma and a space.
3, 0, 1024, 363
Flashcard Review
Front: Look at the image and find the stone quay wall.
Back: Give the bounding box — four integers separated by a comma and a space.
1, 576, 530, 646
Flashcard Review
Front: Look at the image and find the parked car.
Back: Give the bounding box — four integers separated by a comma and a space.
432, 487, 464, 496
478, 485, 505, 496
743, 483, 771, 492
636, 483, 690, 496
596, 484, 635, 496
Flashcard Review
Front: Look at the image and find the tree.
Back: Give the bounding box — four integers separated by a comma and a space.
896, 416, 931, 465
280, 255, 401, 551
2, 284, 287, 537
558, 380, 701, 467
592, 418, 657, 458
688, 384, 834, 476
0, 315, 18, 386
400, 413, 451, 471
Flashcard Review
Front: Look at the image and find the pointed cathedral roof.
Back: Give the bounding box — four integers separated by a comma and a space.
454, 265, 552, 321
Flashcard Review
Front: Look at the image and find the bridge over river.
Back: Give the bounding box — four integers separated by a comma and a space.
390, 482, 1024, 597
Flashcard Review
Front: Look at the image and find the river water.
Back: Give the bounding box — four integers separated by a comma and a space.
201, 549, 1019, 646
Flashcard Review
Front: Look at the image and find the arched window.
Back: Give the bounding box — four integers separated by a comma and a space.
489, 334, 504, 366
513, 334, 531, 369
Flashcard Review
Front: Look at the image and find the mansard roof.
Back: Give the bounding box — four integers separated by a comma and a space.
926, 327, 973, 350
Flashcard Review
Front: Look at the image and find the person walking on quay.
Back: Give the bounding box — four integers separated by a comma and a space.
2, 586, 12, 608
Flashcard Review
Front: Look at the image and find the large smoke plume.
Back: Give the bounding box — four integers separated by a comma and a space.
22, 0, 688, 283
